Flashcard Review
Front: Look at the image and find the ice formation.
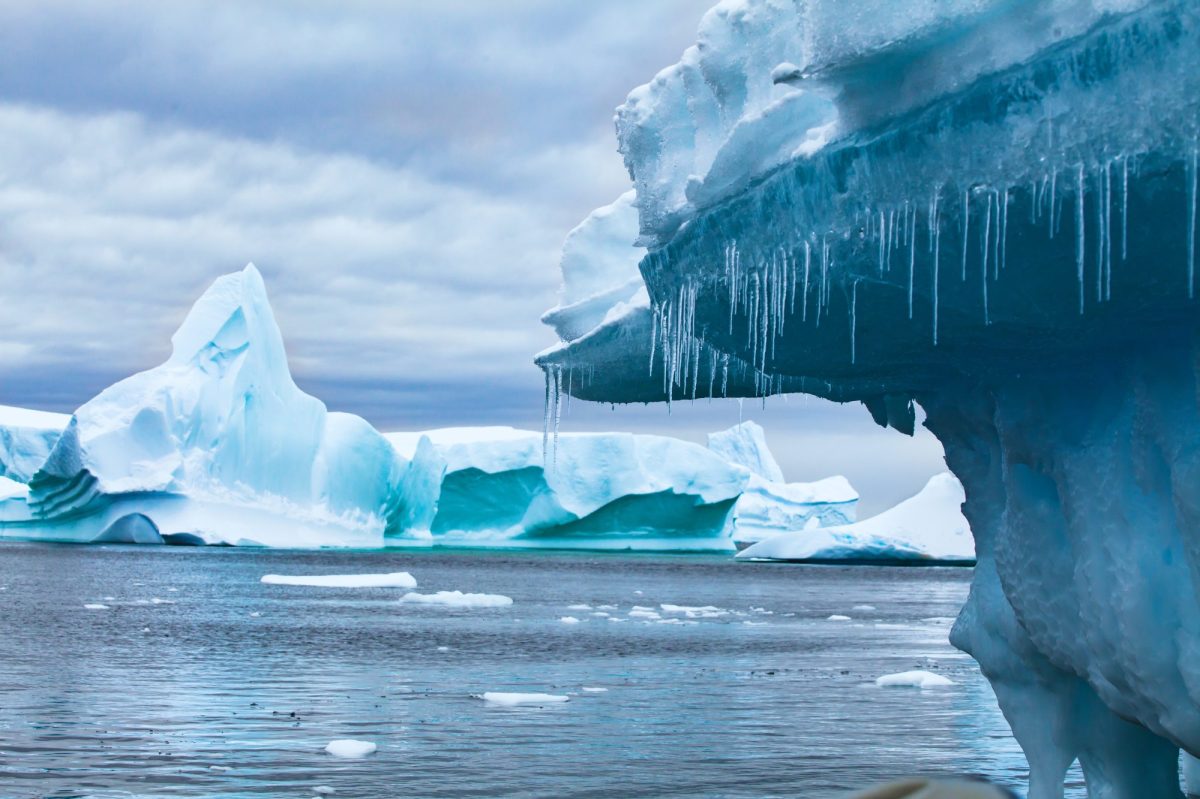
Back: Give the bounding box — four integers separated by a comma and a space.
387, 422, 854, 551
738, 473, 972, 562
477, 692, 569, 706
260, 573, 417, 588
324, 739, 377, 758
535, 0, 1200, 794
0, 265, 406, 548
875, 670, 956, 689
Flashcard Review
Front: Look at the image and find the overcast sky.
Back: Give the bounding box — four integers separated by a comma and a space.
0, 0, 944, 514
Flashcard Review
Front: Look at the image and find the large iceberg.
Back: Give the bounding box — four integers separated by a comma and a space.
1, 265, 405, 548
385, 421, 856, 551
738, 473, 972, 563
537, 1, 1200, 795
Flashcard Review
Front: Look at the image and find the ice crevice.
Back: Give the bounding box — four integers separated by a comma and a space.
535, 1, 1200, 796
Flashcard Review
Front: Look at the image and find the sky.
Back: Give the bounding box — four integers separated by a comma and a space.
0, 0, 945, 514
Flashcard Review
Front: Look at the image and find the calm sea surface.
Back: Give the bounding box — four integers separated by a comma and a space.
0, 544, 1079, 798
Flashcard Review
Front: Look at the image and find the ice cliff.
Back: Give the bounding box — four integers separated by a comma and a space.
537, 0, 1200, 795
0, 405, 68, 484
2, 265, 406, 547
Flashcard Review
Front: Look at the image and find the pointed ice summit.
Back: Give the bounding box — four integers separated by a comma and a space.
10, 265, 405, 546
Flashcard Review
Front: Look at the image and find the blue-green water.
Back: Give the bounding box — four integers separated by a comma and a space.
0, 544, 1070, 798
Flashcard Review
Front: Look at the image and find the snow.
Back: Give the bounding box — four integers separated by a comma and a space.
399, 591, 513, 608
324, 739, 377, 758
261, 573, 417, 588
737, 474, 973, 563
477, 692, 569, 707
875, 671, 955, 689
1, 265, 405, 548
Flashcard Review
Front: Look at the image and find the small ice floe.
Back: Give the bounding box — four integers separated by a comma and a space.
141, 627, 151, 633
656, 618, 696, 626
827, 614, 852, 621
566, 604, 592, 611
875, 670, 955, 688
249, 611, 262, 617
102, 596, 116, 601
151, 598, 175, 605
168, 587, 179, 592
660, 604, 726, 618
591, 611, 610, 617
84, 603, 110, 610
313, 787, 336, 796
595, 604, 617, 610
749, 606, 773, 615
633, 590, 643, 595
581, 687, 608, 693
853, 604, 876, 611
743, 621, 768, 627
399, 591, 512, 608
607, 617, 626, 623
477, 692, 569, 707
324, 739, 377, 758
559, 616, 582, 624
261, 573, 417, 588
436, 646, 450, 652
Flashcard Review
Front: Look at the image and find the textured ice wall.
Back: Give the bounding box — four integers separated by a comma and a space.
542, 0, 1200, 795
0, 406, 68, 483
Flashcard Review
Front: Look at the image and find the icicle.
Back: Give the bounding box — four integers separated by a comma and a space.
1190, 144, 1198, 300
931, 188, 941, 346
649, 304, 659, 377
1121, 156, 1129, 261
721, 354, 729, 398
542, 367, 552, 462
999, 187, 1009, 275
1104, 163, 1112, 302
981, 192, 991, 325
565, 369, 572, 415
802, 240, 811, 322
552, 367, 562, 465
849, 280, 859, 365
961, 190, 970, 281
908, 204, 917, 319
1049, 168, 1058, 239
1076, 164, 1086, 314
878, 210, 886, 275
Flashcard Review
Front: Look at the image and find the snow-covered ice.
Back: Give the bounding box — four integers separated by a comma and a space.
83, 603, 109, 610
324, 739, 377, 758
827, 615, 851, 622
261, 573, 417, 588
399, 591, 513, 608
875, 671, 955, 689
477, 692, 569, 707
559, 616, 582, 624
737, 474, 973, 563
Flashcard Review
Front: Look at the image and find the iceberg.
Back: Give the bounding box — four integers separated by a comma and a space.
0, 264, 406, 548
737, 473, 972, 563
386, 426, 750, 551
386, 421, 856, 551
537, 0, 1200, 794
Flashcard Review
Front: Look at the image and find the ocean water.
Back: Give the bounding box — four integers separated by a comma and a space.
0, 544, 1076, 798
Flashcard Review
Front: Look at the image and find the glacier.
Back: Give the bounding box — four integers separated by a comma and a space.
535, 0, 1200, 795
738, 473, 972, 563
1, 264, 406, 548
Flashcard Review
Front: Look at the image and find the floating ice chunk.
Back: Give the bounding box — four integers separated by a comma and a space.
261, 573, 417, 588
249, 611, 261, 617
560, 616, 582, 624
313, 787, 336, 796
743, 621, 768, 626
477, 692, 569, 707
875, 670, 955, 688
628, 608, 661, 619
566, 604, 592, 610
853, 605, 877, 611
400, 591, 513, 608
660, 603, 723, 614
581, 687, 608, 693
591, 611, 610, 617
827, 615, 852, 621
151, 598, 175, 605
324, 739, 377, 758
84, 603, 109, 610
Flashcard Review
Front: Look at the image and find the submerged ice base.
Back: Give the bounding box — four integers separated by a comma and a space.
538, 1, 1200, 795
